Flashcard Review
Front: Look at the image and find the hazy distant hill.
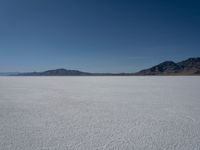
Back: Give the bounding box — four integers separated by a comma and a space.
0, 72, 19, 76
17, 68, 132, 76
18, 69, 92, 76
135, 57, 200, 75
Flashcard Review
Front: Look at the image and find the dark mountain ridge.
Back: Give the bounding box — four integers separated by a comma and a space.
135, 57, 200, 75
4, 57, 200, 76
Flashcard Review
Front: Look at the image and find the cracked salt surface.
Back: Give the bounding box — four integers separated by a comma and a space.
0, 76, 200, 150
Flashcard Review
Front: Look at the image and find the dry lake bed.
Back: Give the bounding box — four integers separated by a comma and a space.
0, 76, 200, 150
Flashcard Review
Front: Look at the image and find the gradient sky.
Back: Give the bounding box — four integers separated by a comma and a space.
0, 0, 200, 73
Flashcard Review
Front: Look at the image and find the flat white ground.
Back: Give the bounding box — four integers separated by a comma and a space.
0, 77, 200, 150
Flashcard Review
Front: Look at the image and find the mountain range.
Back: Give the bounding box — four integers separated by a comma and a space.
16, 69, 132, 76
2, 57, 200, 76
135, 57, 200, 75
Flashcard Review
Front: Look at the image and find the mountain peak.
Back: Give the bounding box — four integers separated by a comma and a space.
135, 57, 200, 75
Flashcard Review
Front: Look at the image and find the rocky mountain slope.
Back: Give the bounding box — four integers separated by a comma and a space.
135, 57, 200, 75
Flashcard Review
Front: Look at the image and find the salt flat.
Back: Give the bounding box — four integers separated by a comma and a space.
0, 77, 200, 150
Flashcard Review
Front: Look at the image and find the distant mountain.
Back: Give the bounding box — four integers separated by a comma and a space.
0, 72, 19, 76
3, 57, 200, 76
17, 69, 92, 76
135, 57, 200, 75
17, 68, 133, 76
177, 58, 200, 75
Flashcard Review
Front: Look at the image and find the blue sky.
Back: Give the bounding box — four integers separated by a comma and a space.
0, 0, 200, 73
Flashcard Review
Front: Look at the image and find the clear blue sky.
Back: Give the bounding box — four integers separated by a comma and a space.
0, 0, 200, 73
